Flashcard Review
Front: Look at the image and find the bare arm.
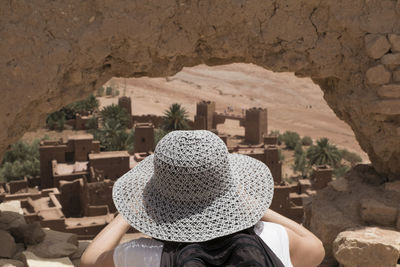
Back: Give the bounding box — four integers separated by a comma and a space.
261, 209, 325, 267
80, 214, 131, 267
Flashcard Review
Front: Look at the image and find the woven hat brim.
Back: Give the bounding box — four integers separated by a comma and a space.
112, 153, 274, 242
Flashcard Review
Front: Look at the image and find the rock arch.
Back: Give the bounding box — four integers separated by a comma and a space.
1, 0, 400, 180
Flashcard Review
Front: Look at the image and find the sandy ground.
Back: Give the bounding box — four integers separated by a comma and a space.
102, 63, 369, 162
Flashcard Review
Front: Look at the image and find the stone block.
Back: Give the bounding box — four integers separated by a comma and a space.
388, 34, 400, 52
0, 229, 17, 258
333, 227, 400, 267
360, 198, 397, 227
23, 251, 74, 267
365, 34, 391, 59
377, 84, 400, 98
393, 69, 400, 82
27, 229, 78, 258
0, 259, 25, 267
381, 53, 400, 66
370, 99, 400, 115
366, 65, 391, 85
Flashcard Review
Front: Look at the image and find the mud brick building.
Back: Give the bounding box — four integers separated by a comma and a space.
118, 96, 133, 128
194, 100, 268, 144
133, 123, 155, 153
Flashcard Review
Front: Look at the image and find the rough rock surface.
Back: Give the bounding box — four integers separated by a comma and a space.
306, 164, 400, 265
0, 229, 17, 258
27, 229, 78, 258
333, 227, 400, 267
1, 0, 400, 180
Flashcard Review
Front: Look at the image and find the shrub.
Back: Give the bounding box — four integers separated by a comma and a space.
301, 136, 313, 146
155, 128, 169, 146
333, 164, 350, 178
85, 116, 98, 130
339, 149, 362, 166
292, 152, 310, 178
269, 130, 283, 145
105, 86, 113, 96
281, 131, 301, 150
0, 140, 40, 182
97, 86, 105, 97
46, 111, 65, 131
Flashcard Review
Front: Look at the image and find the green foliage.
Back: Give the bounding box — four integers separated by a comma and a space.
333, 164, 350, 178
105, 86, 113, 96
269, 130, 283, 145
155, 128, 169, 146
301, 136, 313, 146
85, 116, 98, 130
278, 148, 285, 161
66, 94, 99, 115
0, 140, 40, 181
292, 143, 310, 177
100, 104, 131, 130
306, 138, 342, 167
281, 131, 301, 150
339, 149, 362, 166
91, 125, 134, 152
97, 86, 105, 97
46, 111, 65, 131
161, 103, 190, 131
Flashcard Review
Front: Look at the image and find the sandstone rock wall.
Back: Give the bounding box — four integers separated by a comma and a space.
1, 0, 400, 179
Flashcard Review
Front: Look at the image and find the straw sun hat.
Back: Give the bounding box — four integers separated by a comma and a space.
112, 130, 274, 242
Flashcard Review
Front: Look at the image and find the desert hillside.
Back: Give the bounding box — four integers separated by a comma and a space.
101, 63, 369, 162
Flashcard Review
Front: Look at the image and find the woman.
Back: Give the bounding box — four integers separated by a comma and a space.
81, 130, 324, 267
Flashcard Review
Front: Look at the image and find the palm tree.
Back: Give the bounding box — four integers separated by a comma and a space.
162, 103, 190, 131
306, 138, 342, 167
100, 104, 131, 129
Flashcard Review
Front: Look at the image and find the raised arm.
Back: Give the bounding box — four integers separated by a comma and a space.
261, 209, 325, 267
80, 214, 131, 267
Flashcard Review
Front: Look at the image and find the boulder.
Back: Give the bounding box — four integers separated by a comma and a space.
365, 34, 391, 59
23, 251, 74, 267
0, 229, 17, 258
393, 69, 400, 82
0, 259, 25, 267
0, 211, 26, 231
10, 222, 45, 246
360, 198, 398, 227
365, 65, 391, 85
333, 227, 400, 267
27, 229, 78, 258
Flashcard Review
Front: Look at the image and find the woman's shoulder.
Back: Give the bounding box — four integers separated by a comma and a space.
114, 238, 164, 267
255, 221, 293, 267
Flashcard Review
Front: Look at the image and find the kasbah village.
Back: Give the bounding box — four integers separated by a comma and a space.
1, 1, 400, 267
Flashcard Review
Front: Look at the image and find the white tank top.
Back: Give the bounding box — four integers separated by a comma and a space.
114, 222, 293, 267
